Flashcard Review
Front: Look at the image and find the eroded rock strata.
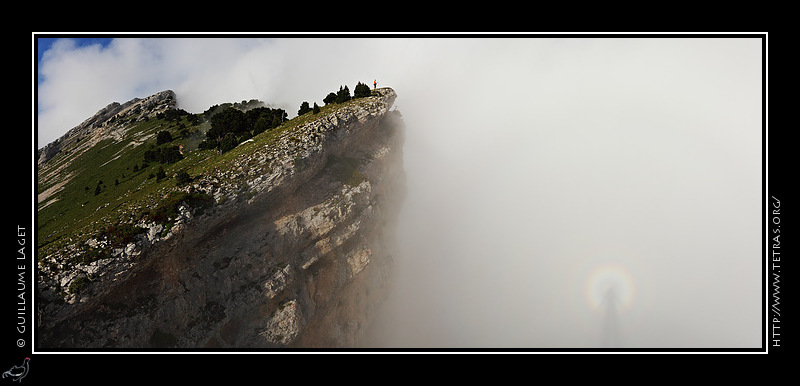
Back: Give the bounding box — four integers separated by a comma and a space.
37, 88, 405, 349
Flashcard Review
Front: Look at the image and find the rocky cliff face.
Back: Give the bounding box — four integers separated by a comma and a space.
37, 88, 405, 349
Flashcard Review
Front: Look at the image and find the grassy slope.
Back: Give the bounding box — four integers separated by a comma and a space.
36, 96, 370, 259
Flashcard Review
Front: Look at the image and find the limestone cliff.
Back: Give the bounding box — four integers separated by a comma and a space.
36, 88, 405, 349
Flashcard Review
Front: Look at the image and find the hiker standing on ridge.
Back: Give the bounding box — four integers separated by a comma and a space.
374, 80, 377, 90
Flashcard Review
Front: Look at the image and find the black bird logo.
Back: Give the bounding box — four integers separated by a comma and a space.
2, 357, 29, 382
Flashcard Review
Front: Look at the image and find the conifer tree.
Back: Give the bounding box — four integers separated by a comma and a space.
354, 82, 371, 98
157, 130, 173, 144
298, 101, 311, 116
253, 116, 269, 135
156, 166, 166, 182
335, 85, 351, 104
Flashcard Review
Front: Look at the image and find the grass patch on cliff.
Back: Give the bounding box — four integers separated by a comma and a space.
68, 276, 92, 294
99, 223, 147, 247
326, 155, 366, 187
143, 191, 215, 225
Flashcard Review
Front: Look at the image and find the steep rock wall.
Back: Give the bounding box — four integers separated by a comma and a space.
37, 88, 405, 349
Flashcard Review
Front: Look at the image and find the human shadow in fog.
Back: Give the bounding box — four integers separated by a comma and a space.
601, 285, 623, 348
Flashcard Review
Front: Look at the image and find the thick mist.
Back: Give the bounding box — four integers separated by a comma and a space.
361, 37, 762, 349
36, 36, 763, 349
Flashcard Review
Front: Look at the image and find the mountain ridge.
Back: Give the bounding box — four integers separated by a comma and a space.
37, 86, 405, 348
37, 90, 178, 166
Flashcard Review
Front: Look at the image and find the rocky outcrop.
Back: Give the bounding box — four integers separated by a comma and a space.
37, 90, 177, 166
36, 88, 405, 349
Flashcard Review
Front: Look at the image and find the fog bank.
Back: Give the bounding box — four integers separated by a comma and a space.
363, 37, 762, 349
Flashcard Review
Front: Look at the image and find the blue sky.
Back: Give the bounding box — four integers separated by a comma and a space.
37, 37, 113, 62
36, 37, 112, 83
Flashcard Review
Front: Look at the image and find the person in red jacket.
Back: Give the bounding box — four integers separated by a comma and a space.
374, 80, 377, 90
